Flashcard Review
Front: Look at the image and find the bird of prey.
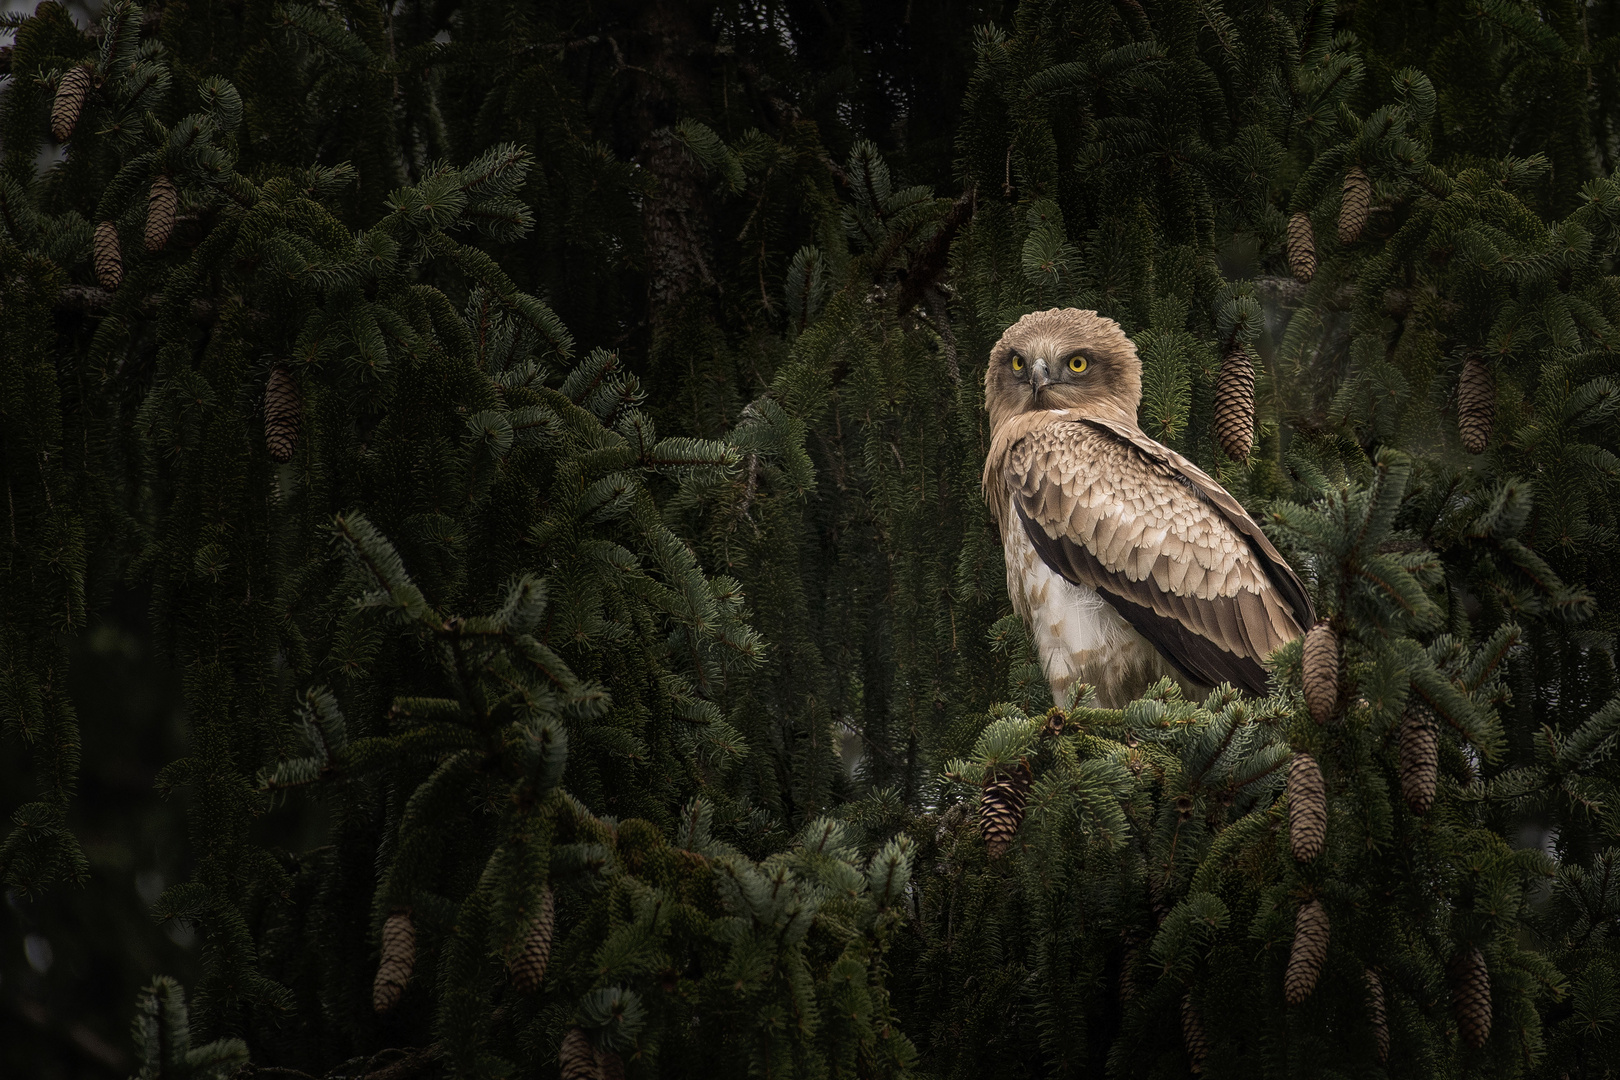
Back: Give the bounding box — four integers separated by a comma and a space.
982, 308, 1315, 708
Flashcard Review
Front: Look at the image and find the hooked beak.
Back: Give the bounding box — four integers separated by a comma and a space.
1030, 357, 1052, 393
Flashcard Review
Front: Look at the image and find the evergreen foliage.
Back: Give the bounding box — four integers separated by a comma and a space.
129, 977, 248, 1080
3, 0, 1620, 1078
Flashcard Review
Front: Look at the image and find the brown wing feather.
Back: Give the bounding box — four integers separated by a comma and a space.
1004, 418, 1315, 695
1080, 415, 1317, 625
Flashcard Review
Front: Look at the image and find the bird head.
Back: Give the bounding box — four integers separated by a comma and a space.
984, 308, 1142, 431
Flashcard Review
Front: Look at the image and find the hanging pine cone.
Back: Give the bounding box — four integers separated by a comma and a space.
1339, 166, 1371, 244
1284, 900, 1330, 1005
1213, 348, 1256, 460
1181, 994, 1208, 1075
264, 366, 302, 464
1288, 752, 1326, 861
979, 761, 1032, 859
1458, 356, 1495, 454
510, 886, 555, 993
146, 175, 178, 252
93, 221, 122, 291
1451, 945, 1492, 1048
1287, 211, 1317, 283
1399, 707, 1439, 814
1365, 967, 1390, 1064
1302, 622, 1339, 725
560, 1027, 604, 1080
372, 910, 415, 1014
51, 64, 93, 143
1118, 945, 1138, 1001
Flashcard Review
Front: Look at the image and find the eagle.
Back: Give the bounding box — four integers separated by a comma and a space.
982, 308, 1315, 708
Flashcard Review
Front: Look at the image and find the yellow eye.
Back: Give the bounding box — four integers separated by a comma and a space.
1068, 355, 1088, 374
1011, 353, 1024, 371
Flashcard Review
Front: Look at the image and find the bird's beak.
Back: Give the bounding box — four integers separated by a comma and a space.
1030, 357, 1052, 393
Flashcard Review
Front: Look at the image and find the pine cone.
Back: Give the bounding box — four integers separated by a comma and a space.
51, 64, 93, 142
1451, 945, 1491, 1048
1213, 348, 1256, 460
1365, 967, 1390, 1064
979, 761, 1032, 859
560, 1027, 604, 1080
1284, 900, 1330, 1005
510, 886, 555, 993
1302, 622, 1339, 725
1399, 707, 1439, 814
1181, 994, 1208, 1075
1339, 166, 1371, 244
264, 366, 302, 464
1287, 211, 1317, 283
93, 221, 123, 291
599, 1052, 625, 1080
1118, 945, 1138, 1001
373, 910, 415, 1014
1288, 752, 1326, 861
146, 175, 178, 252
1458, 356, 1494, 454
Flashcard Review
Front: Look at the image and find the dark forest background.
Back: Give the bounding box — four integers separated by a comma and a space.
2, 0, 1619, 1078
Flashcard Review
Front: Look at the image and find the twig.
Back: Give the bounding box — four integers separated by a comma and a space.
604, 36, 650, 77
54, 284, 260, 326
1249, 274, 1446, 318
87, 7, 164, 39
924, 286, 959, 383
329, 1044, 439, 1080
894, 184, 976, 315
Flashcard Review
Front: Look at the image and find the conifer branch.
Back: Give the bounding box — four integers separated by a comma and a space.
53, 284, 236, 324
894, 185, 976, 315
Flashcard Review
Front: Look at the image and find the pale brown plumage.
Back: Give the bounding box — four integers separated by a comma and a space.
983, 308, 1314, 707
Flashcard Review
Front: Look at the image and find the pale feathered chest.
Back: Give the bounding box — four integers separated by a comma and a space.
1002, 498, 1187, 709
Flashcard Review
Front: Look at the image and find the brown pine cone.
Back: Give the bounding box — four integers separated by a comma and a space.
1284, 900, 1330, 1005
264, 366, 302, 464
1365, 967, 1390, 1064
1287, 211, 1317, 283
979, 761, 1032, 859
373, 910, 415, 1014
52, 64, 94, 143
93, 221, 123, 291
1458, 356, 1494, 454
1451, 945, 1491, 1048
1302, 622, 1339, 725
1288, 752, 1326, 861
1339, 167, 1371, 244
1399, 707, 1439, 814
560, 1027, 604, 1080
1213, 348, 1256, 460
1118, 945, 1139, 1001
1181, 994, 1208, 1075
510, 886, 555, 993
146, 175, 178, 252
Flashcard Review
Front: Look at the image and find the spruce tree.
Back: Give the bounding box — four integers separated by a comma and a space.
2, 1, 1619, 1078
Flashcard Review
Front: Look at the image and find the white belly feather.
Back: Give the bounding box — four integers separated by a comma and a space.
1003, 497, 1190, 709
